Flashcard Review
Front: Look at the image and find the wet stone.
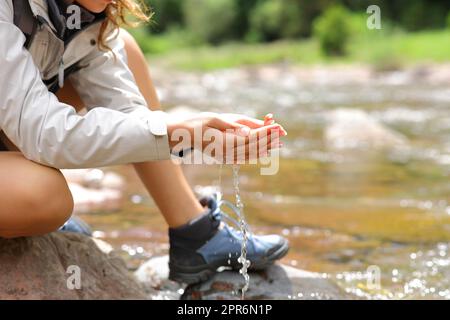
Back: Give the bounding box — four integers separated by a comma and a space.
135, 256, 354, 300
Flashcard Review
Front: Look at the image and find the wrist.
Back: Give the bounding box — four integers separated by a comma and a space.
166, 118, 194, 151
166, 120, 178, 151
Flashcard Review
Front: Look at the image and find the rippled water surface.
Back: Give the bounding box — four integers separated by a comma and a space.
81, 65, 450, 299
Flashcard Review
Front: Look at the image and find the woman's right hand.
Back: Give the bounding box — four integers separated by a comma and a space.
166, 112, 287, 163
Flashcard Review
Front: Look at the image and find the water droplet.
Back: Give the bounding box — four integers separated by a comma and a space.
92, 230, 105, 238
131, 194, 143, 204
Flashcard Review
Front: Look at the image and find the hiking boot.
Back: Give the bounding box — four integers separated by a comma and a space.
168, 193, 289, 284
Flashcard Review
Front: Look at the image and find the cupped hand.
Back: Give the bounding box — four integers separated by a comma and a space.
167, 112, 287, 163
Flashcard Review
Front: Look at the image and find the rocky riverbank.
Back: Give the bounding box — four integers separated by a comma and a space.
0, 233, 351, 300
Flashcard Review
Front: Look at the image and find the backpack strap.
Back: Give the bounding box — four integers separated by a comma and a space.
12, 0, 38, 48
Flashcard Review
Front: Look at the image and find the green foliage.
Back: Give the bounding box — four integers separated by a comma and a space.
182, 0, 238, 45
399, 0, 446, 31
147, 30, 450, 70
145, 0, 184, 33
128, 27, 196, 55
142, 0, 450, 46
447, 11, 450, 29
247, 0, 326, 42
231, 0, 260, 39
248, 0, 284, 41
313, 5, 352, 56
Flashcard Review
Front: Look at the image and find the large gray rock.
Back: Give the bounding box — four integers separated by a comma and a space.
135, 256, 352, 300
0, 233, 147, 299
325, 108, 407, 150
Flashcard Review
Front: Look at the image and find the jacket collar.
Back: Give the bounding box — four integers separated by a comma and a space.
27, 0, 103, 36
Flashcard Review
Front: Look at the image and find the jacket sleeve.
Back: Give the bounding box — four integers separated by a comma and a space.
0, 3, 171, 169
68, 29, 159, 122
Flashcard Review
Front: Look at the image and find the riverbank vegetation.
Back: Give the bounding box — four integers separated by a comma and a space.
131, 28, 450, 71
129, 0, 450, 70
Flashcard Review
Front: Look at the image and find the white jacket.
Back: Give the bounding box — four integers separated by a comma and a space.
0, 0, 171, 169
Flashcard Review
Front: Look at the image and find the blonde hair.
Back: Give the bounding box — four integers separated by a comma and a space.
98, 0, 152, 51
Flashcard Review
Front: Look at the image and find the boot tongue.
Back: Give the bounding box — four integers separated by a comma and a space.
169, 209, 221, 249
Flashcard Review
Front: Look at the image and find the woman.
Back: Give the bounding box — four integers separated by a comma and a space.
0, 0, 289, 284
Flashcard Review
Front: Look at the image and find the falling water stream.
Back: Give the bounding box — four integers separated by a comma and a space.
232, 165, 251, 299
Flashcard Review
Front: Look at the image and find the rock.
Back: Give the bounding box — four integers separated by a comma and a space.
0, 233, 147, 300
135, 256, 187, 300
0, 233, 352, 300
135, 256, 352, 300
325, 108, 407, 150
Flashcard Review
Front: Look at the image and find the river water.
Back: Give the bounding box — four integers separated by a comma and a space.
80, 64, 450, 299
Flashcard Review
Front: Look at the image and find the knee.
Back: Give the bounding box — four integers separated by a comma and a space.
1, 168, 73, 238
28, 169, 74, 228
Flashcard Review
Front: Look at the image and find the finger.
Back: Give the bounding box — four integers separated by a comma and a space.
235, 116, 265, 129
221, 129, 281, 160
224, 141, 282, 164
209, 117, 251, 137
235, 137, 281, 158
226, 128, 281, 145
264, 113, 274, 125
247, 126, 285, 144
250, 124, 286, 136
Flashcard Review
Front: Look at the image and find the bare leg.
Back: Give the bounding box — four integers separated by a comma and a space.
0, 152, 73, 238
56, 30, 204, 228
121, 30, 204, 227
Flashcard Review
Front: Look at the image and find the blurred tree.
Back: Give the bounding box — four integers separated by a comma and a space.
341, 0, 450, 30
143, 0, 450, 45
313, 5, 351, 56
248, 0, 331, 42
400, 0, 447, 31
145, 0, 184, 33
248, 0, 284, 41
285, 0, 332, 38
447, 11, 450, 29
183, 0, 238, 44
231, 0, 260, 39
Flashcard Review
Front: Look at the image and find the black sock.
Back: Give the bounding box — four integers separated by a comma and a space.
169, 209, 220, 250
